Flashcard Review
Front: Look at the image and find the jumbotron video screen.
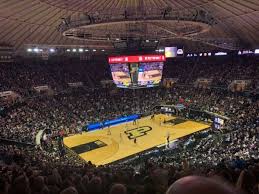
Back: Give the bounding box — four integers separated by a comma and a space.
109, 55, 166, 88
110, 63, 131, 87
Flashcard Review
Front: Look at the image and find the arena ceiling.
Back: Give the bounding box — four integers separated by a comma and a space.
0, 0, 259, 52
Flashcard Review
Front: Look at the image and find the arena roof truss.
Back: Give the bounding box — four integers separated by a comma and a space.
0, 0, 258, 52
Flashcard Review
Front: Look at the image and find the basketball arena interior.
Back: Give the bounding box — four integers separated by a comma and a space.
0, 1, 258, 194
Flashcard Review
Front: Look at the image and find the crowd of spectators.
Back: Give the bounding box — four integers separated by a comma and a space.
0, 55, 258, 92
163, 55, 258, 88
0, 55, 258, 194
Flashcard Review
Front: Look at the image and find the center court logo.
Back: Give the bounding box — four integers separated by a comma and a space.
124, 126, 152, 140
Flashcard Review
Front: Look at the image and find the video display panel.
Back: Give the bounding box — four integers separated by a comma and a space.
138, 62, 164, 86
109, 55, 165, 89
165, 47, 177, 58
110, 63, 131, 88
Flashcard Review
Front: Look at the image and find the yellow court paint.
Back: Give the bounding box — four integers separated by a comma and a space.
64, 114, 210, 165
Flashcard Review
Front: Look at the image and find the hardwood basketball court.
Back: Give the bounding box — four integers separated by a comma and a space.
64, 114, 210, 165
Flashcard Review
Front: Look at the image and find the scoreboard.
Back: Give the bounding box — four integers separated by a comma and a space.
109, 54, 166, 89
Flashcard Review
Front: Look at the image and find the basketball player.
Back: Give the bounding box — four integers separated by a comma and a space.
151, 114, 155, 120
133, 119, 136, 125
134, 138, 137, 145
107, 125, 111, 135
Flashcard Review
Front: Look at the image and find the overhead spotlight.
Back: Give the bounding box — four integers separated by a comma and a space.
93, 49, 96, 52
158, 49, 164, 52
78, 48, 83, 52
49, 48, 55, 53
155, 40, 159, 43
72, 48, 77, 52
101, 49, 105, 52
115, 38, 120, 41
27, 48, 32, 52
39, 49, 43, 52
66, 49, 71, 52
215, 52, 227, 56
33, 48, 39, 53
146, 40, 150, 42
85, 49, 89, 52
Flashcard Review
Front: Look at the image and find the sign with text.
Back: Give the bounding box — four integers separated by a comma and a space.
108, 55, 166, 64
